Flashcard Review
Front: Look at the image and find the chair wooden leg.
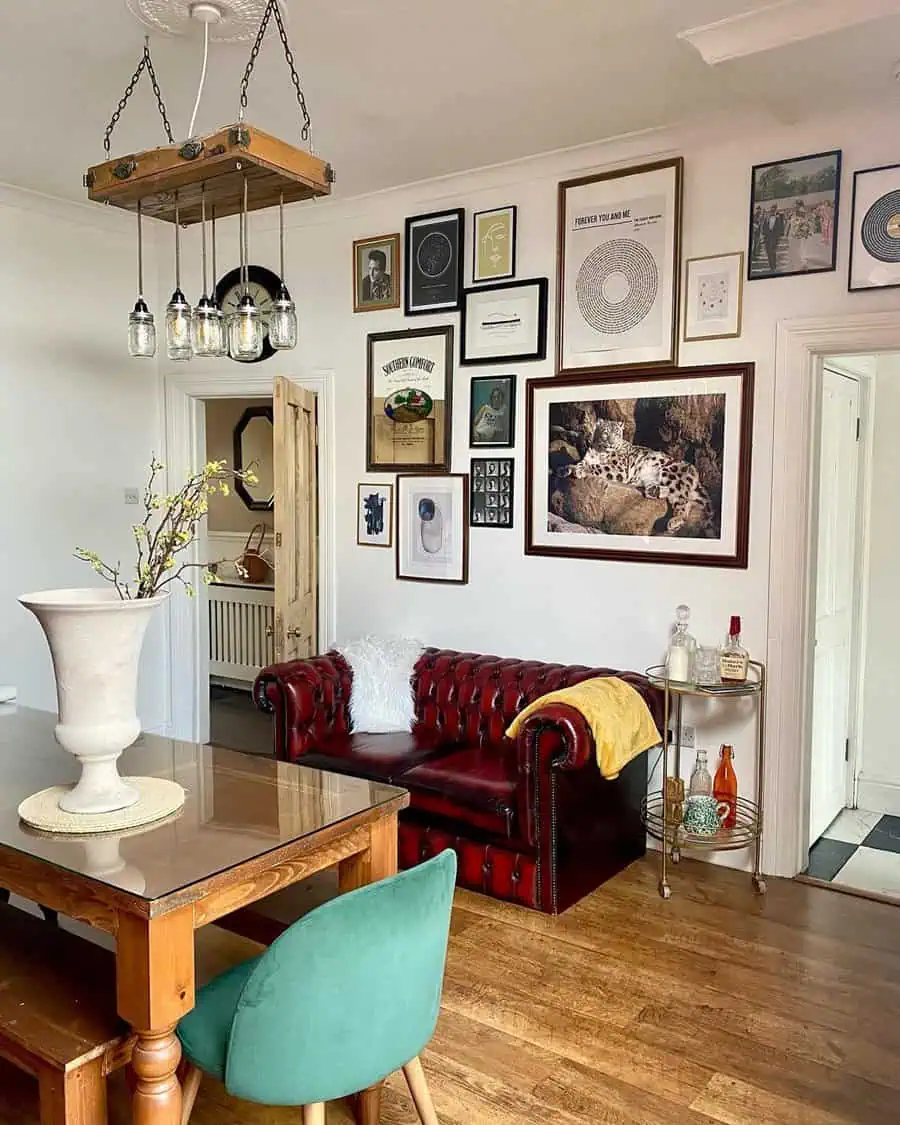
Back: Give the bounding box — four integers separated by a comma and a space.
355, 1081, 383, 1124
38, 1058, 106, 1124
302, 1105, 325, 1125
403, 1057, 438, 1125
178, 1060, 203, 1125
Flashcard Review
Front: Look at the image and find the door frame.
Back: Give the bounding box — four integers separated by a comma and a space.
162, 365, 336, 742
767, 311, 900, 877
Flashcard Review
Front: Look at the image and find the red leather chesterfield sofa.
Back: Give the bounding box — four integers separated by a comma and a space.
254, 648, 662, 914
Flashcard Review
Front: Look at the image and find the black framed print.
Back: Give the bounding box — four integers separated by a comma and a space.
460, 277, 548, 366
747, 150, 841, 280
469, 374, 516, 448
405, 208, 465, 314
849, 163, 900, 291
472, 205, 517, 283
470, 458, 514, 528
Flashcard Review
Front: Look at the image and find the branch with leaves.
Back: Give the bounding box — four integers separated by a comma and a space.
75, 456, 259, 600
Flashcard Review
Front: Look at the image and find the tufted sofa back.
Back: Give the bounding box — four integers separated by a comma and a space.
411, 648, 649, 749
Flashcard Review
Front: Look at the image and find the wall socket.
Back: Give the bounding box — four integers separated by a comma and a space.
680, 723, 696, 749
124, 488, 140, 505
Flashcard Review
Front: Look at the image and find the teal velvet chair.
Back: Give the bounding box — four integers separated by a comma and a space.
177, 849, 456, 1125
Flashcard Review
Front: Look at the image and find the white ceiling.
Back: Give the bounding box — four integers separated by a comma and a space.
2, 0, 900, 203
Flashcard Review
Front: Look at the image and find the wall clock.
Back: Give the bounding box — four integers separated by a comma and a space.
215, 265, 283, 362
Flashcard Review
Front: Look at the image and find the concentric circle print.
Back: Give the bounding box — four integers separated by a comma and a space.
860, 190, 900, 263
575, 239, 659, 335
416, 232, 453, 278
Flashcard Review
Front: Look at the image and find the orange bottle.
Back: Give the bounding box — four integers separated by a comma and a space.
714, 744, 738, 829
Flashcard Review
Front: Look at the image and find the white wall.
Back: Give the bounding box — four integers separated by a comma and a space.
859, 353, 900, 814
154, 105, 900, 826
0, 186, 168, 731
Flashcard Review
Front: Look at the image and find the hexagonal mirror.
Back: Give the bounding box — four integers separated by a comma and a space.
233, 406, 274, 511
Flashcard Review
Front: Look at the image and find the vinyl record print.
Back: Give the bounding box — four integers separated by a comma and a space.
850, 163, 900, 291
860, 190, 900, 263
575, 239, 659, 335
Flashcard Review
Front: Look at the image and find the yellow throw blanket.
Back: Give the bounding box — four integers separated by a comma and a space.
505, 676, 661, 779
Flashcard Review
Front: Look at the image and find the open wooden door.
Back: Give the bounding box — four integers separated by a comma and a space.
273, 376, 318, 662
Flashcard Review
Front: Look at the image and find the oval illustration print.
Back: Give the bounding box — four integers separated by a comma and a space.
384, 387, 434, 423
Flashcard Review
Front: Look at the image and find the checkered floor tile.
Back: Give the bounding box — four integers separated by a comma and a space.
807, 809, 900, 899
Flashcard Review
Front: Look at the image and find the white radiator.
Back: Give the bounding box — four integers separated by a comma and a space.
208, 584, 275, 686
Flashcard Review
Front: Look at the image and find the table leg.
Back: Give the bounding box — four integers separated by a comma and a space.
116, 906, 195, 1125
338, 815, 398, 1125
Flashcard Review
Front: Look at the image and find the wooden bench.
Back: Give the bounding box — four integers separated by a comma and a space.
0, 900, 133, 1124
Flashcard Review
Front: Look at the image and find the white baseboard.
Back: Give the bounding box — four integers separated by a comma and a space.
856, 775, 900, 816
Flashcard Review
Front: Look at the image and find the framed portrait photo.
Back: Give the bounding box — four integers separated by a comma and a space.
469, 373, 516, 448
405, 208, 465, 315
472, 205, 517, 283
357, 482, 393, 548
397, 473, 469, 584
461, 277, 548, 366
683, 252, 744, 342
366, 326, 453, 472
526, 363, 754, 568
353, 233, 401, 313
557, 157, 683, 375
849, 163, 900, 291
470, 457, 514, 528
747, 150, 841, 280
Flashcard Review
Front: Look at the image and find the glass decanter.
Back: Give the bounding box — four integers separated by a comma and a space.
666, 603, 697, 684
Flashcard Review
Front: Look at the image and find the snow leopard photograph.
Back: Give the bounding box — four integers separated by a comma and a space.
547, 393, 725, 539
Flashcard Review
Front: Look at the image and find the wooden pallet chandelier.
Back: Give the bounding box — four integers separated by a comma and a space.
86, 0, 332, 360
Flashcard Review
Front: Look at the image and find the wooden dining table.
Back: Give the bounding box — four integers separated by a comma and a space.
0, 707, 409, 1125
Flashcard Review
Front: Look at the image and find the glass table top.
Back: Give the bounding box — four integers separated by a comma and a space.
0, 708, 407, 903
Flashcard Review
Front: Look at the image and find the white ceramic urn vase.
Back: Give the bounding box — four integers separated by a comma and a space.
18, 588, 168, 815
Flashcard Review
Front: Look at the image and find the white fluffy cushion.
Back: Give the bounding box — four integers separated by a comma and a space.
337, 635, 424, 734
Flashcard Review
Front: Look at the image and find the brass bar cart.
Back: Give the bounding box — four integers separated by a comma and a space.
643, 660, 767, 899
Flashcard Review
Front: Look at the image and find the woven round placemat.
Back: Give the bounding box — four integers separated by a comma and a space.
18, 778, 185, 835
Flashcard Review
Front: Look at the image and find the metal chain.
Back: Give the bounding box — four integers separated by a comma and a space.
238, 0, 312, 144
104, 37, 174, 158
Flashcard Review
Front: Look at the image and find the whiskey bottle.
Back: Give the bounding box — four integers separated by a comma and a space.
719, 615, 749, 683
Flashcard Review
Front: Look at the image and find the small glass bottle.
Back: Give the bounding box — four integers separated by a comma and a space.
666, 604, 697, 684
714, 744, 738, 828
720, 615, 749, 683
688, 748, 713, 797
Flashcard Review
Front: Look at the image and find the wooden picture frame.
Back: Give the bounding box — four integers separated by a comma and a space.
356, 482, 393, 547
396, 473, 469, 583
366, 326, 454, 472
472, 205, 517, 283
353, 233, 401, 312
525, 363, 754, 568
460, 278, 548, 366
683, 252, 744, 342
557, 157, 683, 374
404, 208, 465, 315
469, 374, 516, 448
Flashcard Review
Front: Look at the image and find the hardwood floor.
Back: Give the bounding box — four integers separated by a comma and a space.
2, 856, 899, 1124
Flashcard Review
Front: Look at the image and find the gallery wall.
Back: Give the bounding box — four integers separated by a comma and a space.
0, 184, 168, 731
155, 103, 900, 825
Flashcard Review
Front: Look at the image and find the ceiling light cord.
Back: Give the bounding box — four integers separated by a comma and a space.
187, 18, 210, 140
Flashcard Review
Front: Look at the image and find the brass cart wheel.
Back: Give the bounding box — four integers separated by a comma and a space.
671, 846, 682, 865
658, 880, 672, 900
752, 875, 767, 894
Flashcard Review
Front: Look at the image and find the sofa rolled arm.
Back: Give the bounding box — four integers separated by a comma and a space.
253, 653, 352, 762
514, 703, 595, 774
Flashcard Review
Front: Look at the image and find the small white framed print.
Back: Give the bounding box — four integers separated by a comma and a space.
357, 482, 393, 548
683, 252, 744, 342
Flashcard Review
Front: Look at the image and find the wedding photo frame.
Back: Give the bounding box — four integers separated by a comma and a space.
469, 373, 516, 448
472, 205, 517, 283
396, 473, 469, 583
526, 363, 754, 568
366, 326, 454, 472
557, 158, 683, 374
460, 277, 548, 366
357, 483, 393, 548
405, 207, 465, 315
683, 252, 744, 341
353, 233, 401, 313
470, 457, 514, 528
747, 149, 841, 280
849, 162, 900, 292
